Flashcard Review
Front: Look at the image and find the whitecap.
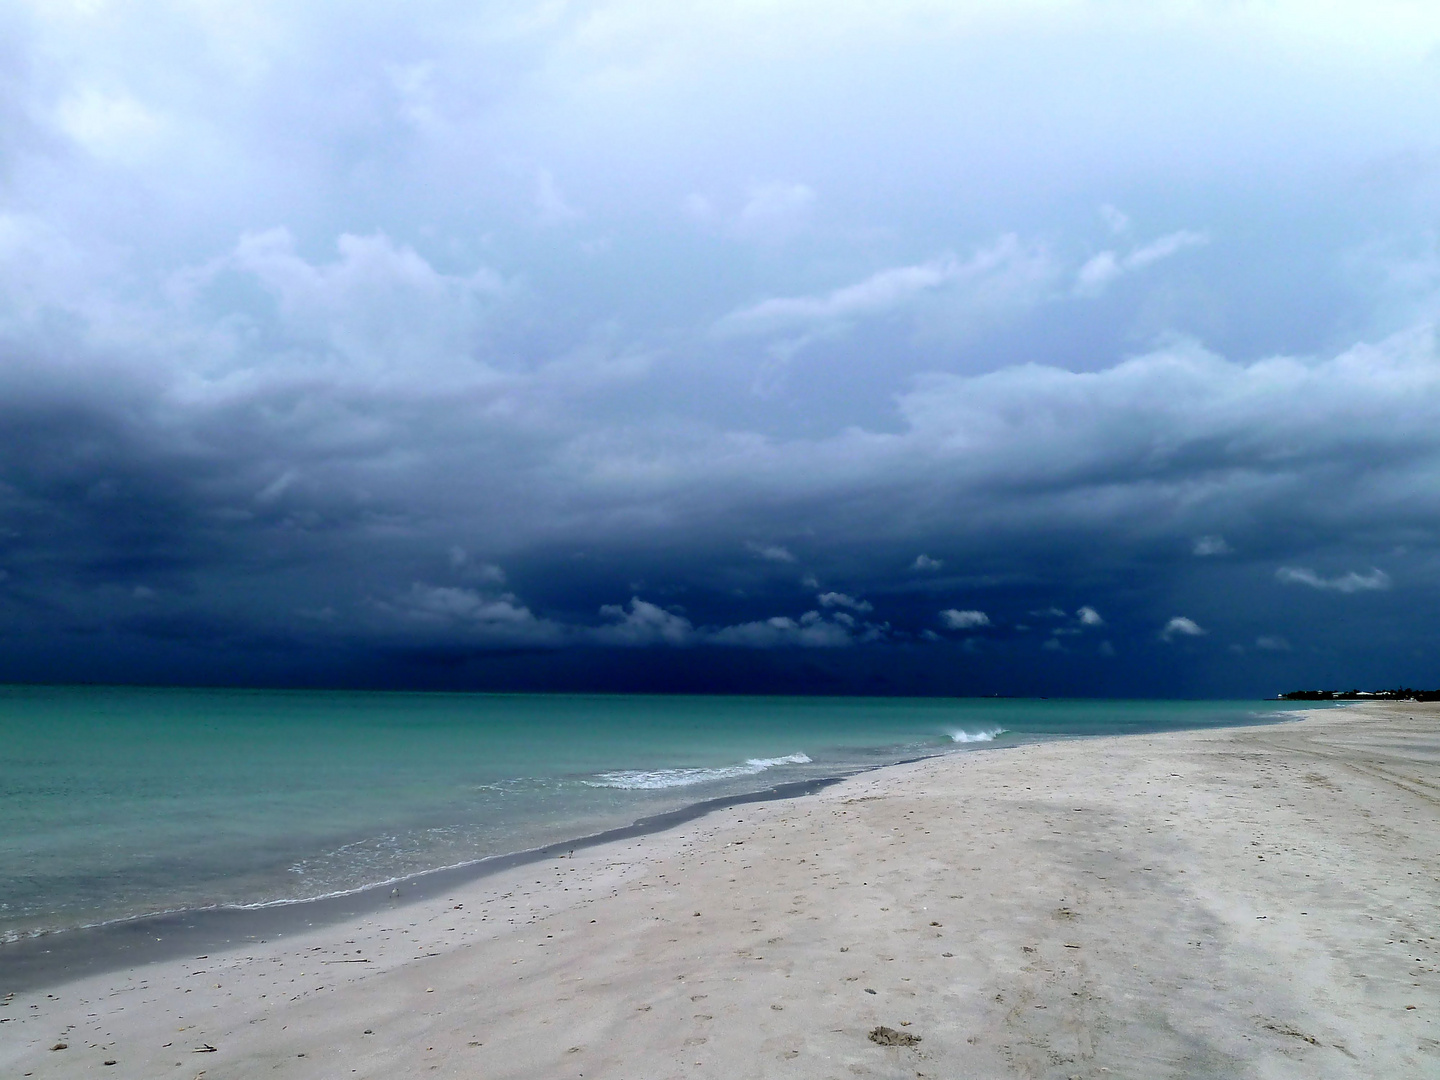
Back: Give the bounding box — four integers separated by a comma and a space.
947, 727, 1005, 743
585, 752, 812, 790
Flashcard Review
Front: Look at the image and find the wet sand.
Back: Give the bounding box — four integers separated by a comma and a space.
3, 703, 1437, 1078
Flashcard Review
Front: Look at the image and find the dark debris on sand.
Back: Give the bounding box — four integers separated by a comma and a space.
869, 1025, 921, 1046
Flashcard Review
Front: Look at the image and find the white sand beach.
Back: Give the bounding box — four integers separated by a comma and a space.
4, 703, 1437, 1079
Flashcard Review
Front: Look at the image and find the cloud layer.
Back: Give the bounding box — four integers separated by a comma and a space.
2, 0, 1439, 692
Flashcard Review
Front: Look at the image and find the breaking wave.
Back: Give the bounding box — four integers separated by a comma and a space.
586, 752, 813, 790
947, 727, 1005, 743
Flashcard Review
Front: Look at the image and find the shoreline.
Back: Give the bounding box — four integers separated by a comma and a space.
6, 702, 1433, 1078
0, 774, 858, 994
0, 707, 1300, 988
1, 705, 1302, 972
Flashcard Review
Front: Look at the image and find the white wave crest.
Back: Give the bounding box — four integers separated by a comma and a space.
947, 727, 1004, 743
586, 752, 812, 790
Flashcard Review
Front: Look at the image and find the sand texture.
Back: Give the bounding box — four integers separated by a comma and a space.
3, 703, 1437, 1078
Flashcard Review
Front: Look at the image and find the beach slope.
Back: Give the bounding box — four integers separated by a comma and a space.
4, 703, 1437, 1078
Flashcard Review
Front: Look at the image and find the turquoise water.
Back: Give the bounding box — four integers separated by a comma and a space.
0, 687, 1294, 941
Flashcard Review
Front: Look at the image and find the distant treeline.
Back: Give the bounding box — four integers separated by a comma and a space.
1281, 688, 1440, 702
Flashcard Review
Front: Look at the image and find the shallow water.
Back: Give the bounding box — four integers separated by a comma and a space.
0, 687, 1295, 940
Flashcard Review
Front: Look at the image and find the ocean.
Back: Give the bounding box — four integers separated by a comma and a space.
0, 686, 1297, 945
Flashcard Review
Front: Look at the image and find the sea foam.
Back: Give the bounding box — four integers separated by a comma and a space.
947, 727, 1005, 743
586, 752, 812, 790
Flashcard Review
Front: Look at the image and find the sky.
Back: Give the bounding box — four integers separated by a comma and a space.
2, 0, 1440, 695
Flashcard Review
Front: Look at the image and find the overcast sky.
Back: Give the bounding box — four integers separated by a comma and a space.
3, 0, 1439, 694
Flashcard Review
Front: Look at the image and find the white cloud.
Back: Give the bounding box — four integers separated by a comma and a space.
392, 583, 563, 644
716, 235, 1053, 339
1075, 252, 1122, 295
1127, 230, 1210, 271
1077, 605, 1104, 626
720, 256, 960, 335
911, 553, 943, 570
1276, 566, 1391, 593
940, 608, 990, 629
55, 87, 167, 165
448, 549, 507, 583
1256, 635, 1291, 651
402, 584, 534, 623
868, 331, 1440, 531
594, 598, 871, 649
535, 168, 583, 226
256, 469, 299, 504
1160, 616, 1206, 641
1100, 204, 1131, 235
817, 591, 872, 612
1193, 535, 1231, 556
1075, 229, 1208, 296
385, 60, 443, 135
746, 541, 797, 563
681, 182, 815, 241
734, 181, 815, 240
681, 192, 716, 223
710, 610, 862, 648
216, 227, 506, 379
594, 598, 696, 646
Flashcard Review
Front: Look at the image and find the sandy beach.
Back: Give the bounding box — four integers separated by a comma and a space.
3, 702, 1436, 1079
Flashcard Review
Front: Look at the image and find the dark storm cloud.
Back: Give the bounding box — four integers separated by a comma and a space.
3, 1, 1440, 692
